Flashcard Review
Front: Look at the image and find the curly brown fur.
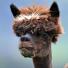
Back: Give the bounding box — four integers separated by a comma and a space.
10, 2, 64, 68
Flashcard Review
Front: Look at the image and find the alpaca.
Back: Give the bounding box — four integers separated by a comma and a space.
10, 2, 63, 68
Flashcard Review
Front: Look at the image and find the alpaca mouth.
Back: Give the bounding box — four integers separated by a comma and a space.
19, 44, 35, 57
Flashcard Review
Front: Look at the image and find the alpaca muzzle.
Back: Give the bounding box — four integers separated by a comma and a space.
19, 34, 35, 57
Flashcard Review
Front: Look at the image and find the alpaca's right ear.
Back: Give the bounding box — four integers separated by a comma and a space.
50, 2, 60, 17
10, 4, 20, 17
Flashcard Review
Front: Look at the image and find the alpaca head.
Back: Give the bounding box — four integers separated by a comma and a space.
10, 2, 63, 58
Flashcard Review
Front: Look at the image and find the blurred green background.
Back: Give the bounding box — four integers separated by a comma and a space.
0, 0, 68, 68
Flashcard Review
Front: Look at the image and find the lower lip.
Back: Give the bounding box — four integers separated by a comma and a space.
19, 47, 34, 57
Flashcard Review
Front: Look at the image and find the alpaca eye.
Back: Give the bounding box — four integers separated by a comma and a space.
16, 32, 21, 37
15, 27, 25, 36
33, 30, 41, 37
18, 27, 23, 32
35, 32, 40, 36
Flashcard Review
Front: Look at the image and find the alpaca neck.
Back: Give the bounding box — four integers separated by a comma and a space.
32, 47, 52, 68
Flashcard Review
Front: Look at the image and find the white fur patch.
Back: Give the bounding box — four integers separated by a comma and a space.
14, 13, 40, 21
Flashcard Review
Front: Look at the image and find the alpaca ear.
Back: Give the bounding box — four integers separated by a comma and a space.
10, 4, 20, 17
50, 2, 60, 17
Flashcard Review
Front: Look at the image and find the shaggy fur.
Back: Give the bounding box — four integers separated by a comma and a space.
13, 5, 63, 43
10, 2, 64, 68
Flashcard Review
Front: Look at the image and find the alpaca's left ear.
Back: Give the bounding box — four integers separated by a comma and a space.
50, 1, 60, 17
10, 4, 21, 17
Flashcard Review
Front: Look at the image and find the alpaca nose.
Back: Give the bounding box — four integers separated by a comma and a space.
21, 36, 30, 41
20, 34, 31, 41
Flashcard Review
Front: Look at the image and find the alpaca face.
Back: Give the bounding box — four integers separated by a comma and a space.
10, 2, 63, 57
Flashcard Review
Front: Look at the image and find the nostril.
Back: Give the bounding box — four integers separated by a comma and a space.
20, 37, 30, 41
